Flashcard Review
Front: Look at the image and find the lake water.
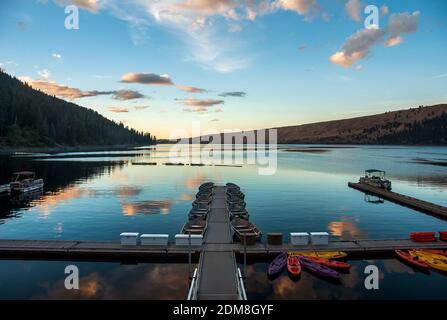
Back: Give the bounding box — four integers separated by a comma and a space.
1, 144, 447, 299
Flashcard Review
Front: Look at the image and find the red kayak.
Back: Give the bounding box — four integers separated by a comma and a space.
395, 249, 430, 270
287, 256, 301, 277
307, 257, 350, 270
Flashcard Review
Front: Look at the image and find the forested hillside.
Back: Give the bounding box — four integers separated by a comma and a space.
0, 71, 154, 147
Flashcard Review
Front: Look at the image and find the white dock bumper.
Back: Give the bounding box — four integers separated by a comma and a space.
310, 232, 329, 245
140, 234, 169, 246
290, 232, 309, 246
120, 232, 140, 246
175, 234, 203, 246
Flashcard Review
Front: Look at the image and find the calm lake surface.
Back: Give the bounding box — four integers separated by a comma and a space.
1, 144, 446, 299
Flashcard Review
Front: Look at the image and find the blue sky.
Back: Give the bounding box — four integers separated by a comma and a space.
0, 0, 446, 138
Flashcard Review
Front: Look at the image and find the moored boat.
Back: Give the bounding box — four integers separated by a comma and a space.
268, 252, 287, 277
287, 255, 301, 277
181, 218, 207, 236
10, 171, 44, 194
359, 169, 392, 190
231, 218, 261, 242
395, 249, 430, 270
298, 256, 341, 280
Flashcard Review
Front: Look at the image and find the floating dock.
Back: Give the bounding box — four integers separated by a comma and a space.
193, 186, 242, 300
348, 182, 447, 220
1, 238, 446, 260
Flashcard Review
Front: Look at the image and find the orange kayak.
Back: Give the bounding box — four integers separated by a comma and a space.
287, 255, 301, 277
307, 257, 350, 270
420, 249, 447, 257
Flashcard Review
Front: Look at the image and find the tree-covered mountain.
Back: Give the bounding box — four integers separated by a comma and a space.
0, 71, 154, 147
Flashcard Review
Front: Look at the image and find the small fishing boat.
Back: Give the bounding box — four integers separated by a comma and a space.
196, 191, 213, 199
228, 203, 246, 211
194, 195, 212, 205
226, 190, 245, 199
199, 182, 214, 192
226, 182, 240, 190
231, 218, 261, 242
181, 219, 207, 236
359, 169, 392, 190
395, 250, 430, 270
289, 251, 347, 260
10, 172, 44, 194
307, 257, 350, 270
287, 255, 301, 277
298, 256, 341, 280
268, 252, 287, 277
189, 208, 208, 220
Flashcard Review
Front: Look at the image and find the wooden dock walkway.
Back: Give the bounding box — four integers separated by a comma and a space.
1, 238, 446, 260
348, 182, 447, 220
195, 186, 240, 300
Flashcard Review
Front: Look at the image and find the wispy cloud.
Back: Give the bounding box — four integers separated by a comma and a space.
345, 0, 362, 22
108, 106, 129, 113
218, 91, 246, 97
176, 85, 207, 93
51, 53, 62, 59
19, 76, 144, 101
38, 69, 51, 79
113, 89, 145, 100
177, 97, 224, 113
134, 105, 150, 110
53, 0, 100, 13
177, 98, 224, 107
19, 77, 111, 99
121, 72, 174, 85
330, 11, 420, 68
95, 0, 323, 72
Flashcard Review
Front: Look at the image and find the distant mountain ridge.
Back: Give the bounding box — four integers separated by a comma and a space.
193, 104, 447, 145
0, 71, 154, 147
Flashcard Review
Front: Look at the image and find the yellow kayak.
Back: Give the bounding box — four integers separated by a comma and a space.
288, 251, 347, 259
410, 250, 447, 263
409, 251, 447, 272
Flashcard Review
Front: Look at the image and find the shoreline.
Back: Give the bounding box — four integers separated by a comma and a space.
0, 144, 156, 156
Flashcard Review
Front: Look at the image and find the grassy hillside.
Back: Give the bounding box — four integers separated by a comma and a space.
0, 71, 154, 147
275, 104, 447, 144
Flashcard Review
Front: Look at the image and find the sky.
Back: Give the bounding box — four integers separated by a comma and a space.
0, 0, 446, 139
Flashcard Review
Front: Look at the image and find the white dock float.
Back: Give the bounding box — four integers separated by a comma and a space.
290, 232, 309, 245
175, 234, 203, 246
310, 232, 329, 245
140, 234, 169, 246
120, 232, 140, 246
